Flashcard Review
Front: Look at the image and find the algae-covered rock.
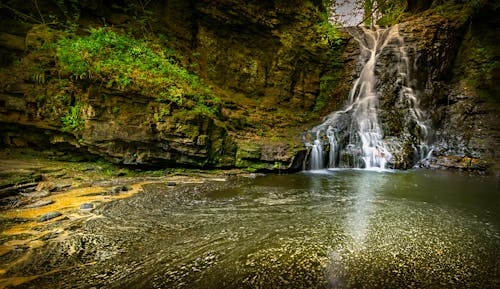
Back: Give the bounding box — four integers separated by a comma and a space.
37, 211, 62, 223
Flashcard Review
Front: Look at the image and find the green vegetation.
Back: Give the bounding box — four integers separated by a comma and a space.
430, 0, 487, 22
355, 0, 408, 26
456, 15, 499, 104
316, 1, 344, 47
376, 0, 407, 26
31, 65, 46, 85
56, 27, 220, 117
316, 20, 344, 47
314, 74, 337, 112
61, 102, 84, 133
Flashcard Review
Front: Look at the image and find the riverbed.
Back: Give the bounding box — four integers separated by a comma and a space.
1, 169, 499, 288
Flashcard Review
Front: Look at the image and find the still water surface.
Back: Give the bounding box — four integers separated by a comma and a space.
13, 169, 500, 288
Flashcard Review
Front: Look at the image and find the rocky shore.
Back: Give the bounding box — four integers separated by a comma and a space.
0, 148, 253, 288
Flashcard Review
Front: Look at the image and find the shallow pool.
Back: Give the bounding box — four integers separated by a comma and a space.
5, 169, 500, 288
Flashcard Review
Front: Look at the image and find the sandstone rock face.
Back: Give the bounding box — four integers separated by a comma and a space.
184, 0, 326, 109
154, 0, 339, 170
0, 77, 237, 167
0, 0, 336, 170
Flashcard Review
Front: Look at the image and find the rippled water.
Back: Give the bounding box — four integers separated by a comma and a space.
8, 170, 500, 288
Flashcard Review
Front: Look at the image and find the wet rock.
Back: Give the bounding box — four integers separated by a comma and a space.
109, 185, 131, 195
81, 191, 108, 197
20, 189, 50, 198
35, 182, 57, 192
40, 232, 61, 241
422, 155, 488, 171
19, 185, 37, 194
0, 0, 332, 170
25, 199, 54, 208
6, 217, 31, 224
109, 187, 121, 195
80, 203, 94, 210
112, 187, 123, 194
37, 212, 62, 223
0, 182, 40, 198
53, 183, 72, 192
0, 196, 19, 208
33, 181, 71, 193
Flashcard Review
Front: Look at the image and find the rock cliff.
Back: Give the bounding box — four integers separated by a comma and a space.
0, 0, 342, 170
0, 0, 498, 173
400, 0, 499, 173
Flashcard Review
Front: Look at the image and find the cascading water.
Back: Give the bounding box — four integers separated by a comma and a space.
305, 25, 431, 170
309, 131, 324, 170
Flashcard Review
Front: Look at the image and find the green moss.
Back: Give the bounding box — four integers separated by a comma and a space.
0, 172, 42, 188
429, 0, 486, 22
36, 94, 46, 104
314, 73, 339, 112
241, 162, 271, 173
455, 20, 499, 103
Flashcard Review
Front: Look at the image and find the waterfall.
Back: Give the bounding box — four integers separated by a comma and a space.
309, 131, 324, 170
327, 126, 338, 168
305, 25, 430, 170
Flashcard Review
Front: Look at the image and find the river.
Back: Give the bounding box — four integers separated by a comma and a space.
3, 169, 499, 288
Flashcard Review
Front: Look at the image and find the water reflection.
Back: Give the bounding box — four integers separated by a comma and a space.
326, 170, 389, 288
344, 172, 385, 250
306, 170, 332, 196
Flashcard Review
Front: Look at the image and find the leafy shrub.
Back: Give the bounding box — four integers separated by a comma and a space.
56, 27, 220, 117
61, 102, 84, 133
316, 20, 344, 47
376, 0, 407, 26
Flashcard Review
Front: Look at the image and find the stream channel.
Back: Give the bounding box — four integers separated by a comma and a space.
4, 169, 500, 288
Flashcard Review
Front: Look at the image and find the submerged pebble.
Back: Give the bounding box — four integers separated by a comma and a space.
80, 203, 94, 210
